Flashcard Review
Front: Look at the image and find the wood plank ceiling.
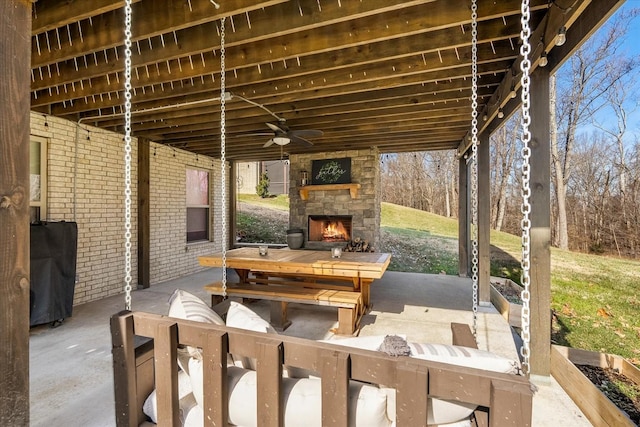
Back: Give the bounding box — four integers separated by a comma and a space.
30, 0, 618, 161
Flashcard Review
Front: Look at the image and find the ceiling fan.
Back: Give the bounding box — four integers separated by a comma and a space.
257, 122, 324, 148
225, 92, 323, 148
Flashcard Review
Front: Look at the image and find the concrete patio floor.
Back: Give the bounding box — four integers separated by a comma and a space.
30, 269, 591, 426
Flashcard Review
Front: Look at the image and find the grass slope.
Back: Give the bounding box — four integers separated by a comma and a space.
236, 195, 640, 363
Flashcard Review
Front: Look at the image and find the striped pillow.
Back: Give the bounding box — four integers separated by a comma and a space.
168, 289, 225, 358
168, 289, 225, 325
408, 342, 519, 425
408, 342, 519, 374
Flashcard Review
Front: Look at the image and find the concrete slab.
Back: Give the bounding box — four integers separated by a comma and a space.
29, 269, 590, 426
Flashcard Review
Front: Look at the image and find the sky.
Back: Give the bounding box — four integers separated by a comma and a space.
572, 1, 640, 145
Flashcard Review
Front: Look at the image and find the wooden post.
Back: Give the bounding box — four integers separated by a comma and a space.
458, 155, 469, 277
138, 138, 150, 288
478, 134, 491, 304
0, 1, 32, 424
529, 67, 552, 376
228, 160, 237, 250
110, 312, 139, 427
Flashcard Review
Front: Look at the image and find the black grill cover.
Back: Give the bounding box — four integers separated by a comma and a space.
30, 221, 78, 327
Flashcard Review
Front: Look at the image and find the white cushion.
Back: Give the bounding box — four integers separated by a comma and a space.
408, 342, 518, 425
225, 301, 277, 334
188, 360, 392, 427
225, 301, 279, 370
320, 335, 406, 351
168, 289, 225, 359
409, 342, 518, 374
142, 370, 197, 424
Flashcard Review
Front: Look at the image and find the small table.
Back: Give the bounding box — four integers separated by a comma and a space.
199, 247, 391, 310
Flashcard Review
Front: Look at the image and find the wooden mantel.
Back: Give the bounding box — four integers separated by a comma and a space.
299, 183, 361, 200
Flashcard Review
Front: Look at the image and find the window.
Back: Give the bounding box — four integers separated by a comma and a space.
30, 136, 48, 223
186, 168, 210, 242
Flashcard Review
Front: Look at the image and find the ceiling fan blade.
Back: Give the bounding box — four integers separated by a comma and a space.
236, 132, 274, 137
290, 135, 314, 146
288, 129, 323, 138
263, 139, 275, 148
266, 122, 287, 133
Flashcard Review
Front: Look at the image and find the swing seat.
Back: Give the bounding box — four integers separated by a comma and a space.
111, 291, 532, 427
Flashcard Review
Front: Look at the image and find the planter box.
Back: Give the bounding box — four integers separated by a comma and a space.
489, 278, 522, 329
551, 345, 640, 427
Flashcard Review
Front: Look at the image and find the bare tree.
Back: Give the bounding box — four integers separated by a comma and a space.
593, 70, 638, 251
380, 151, 460, 218
552, 9, 638, 250
490, 114, 519, 231
567, 133, 614, 252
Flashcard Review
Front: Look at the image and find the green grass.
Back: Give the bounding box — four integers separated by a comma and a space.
237, 193, 289, 211
381, 203, 459, 235
237, 197, 640, 364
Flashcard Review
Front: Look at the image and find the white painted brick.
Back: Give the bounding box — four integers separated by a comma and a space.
31, 113, 222, 306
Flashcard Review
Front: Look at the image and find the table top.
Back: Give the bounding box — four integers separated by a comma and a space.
198, 247, 391, 279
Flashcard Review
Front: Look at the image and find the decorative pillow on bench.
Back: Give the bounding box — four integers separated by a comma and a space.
168, 289, 225, 359
408, 341, 519, 425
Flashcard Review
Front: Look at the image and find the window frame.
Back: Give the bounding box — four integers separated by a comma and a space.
185, 166, 211, 243
30, 135, 48, 223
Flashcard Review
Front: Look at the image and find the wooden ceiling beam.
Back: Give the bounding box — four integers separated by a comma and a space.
32, 0, 141, 34
90, 83, 496, 135
32, 40, 514, 109
30, 1, 536, 91
150, 115, 471, 142
31, 0, 288, 68
179, 133, 463, 159
139, 105, 473, 139
30, 0, 434, 86
53, 58, 504, 121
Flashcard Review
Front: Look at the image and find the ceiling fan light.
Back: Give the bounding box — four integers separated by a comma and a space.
272, 136, 290, 145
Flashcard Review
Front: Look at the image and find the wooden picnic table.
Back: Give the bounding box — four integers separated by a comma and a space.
198, 247, 391, 309
198, 247, 391, 333
198, 247, 391, 310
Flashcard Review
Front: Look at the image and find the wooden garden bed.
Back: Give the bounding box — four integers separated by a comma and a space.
551, 345, 640, 426
489, 278, 522, 329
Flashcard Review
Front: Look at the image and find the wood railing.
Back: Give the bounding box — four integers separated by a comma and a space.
111, 311, 533, 427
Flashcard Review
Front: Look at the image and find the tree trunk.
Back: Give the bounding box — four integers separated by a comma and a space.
550, 74, 570, 249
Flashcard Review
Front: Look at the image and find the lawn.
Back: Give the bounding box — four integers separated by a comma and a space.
236, 195, 640, 364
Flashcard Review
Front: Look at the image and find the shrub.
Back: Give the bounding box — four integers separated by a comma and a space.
256, 172, 270, 198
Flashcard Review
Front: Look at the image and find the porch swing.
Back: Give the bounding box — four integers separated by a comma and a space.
110, 1, 534, 426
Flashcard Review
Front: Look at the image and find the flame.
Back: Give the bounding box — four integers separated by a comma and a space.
322, 221, 349, 241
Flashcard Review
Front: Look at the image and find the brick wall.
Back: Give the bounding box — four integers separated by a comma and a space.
30, 112, 223, 306
289, 148, 381, 250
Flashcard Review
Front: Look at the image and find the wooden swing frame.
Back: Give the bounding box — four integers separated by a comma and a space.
110, 2, 534, 425
111, 311, 533, 427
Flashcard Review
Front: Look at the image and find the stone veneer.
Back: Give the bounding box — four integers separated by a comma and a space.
288, 148, 381, 250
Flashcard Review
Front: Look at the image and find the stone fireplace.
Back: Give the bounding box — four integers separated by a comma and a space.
288, 149, 380, 251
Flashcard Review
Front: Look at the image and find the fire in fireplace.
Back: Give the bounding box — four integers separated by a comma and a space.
308, 215, 352, 242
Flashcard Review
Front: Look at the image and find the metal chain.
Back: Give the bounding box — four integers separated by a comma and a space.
470, 0, 479, 342
519, 0, 533, 377
220, 17, 227, 299
123, 0, 133, 311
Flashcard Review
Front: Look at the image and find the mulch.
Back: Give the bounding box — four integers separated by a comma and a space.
576, 364, 640, 425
